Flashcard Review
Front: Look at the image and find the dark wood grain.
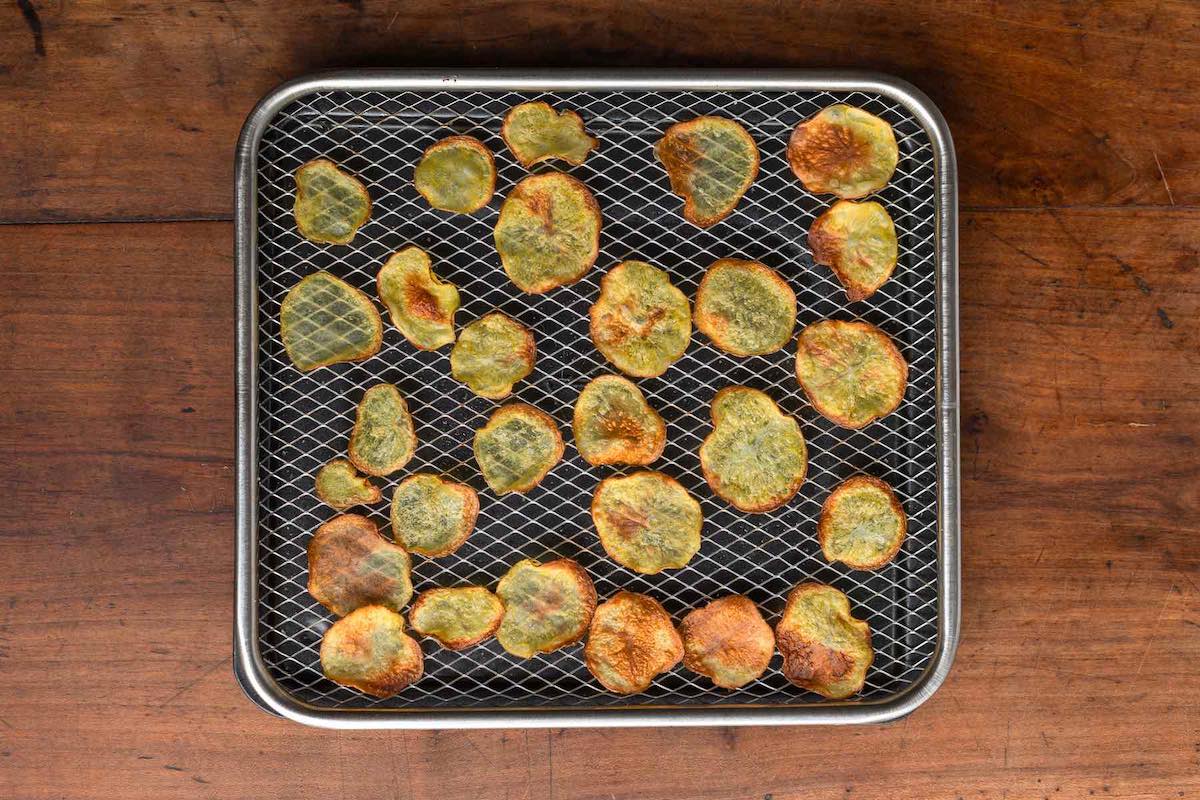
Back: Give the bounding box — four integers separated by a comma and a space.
1, 207, 1196, 798
0, 0, 1198, 222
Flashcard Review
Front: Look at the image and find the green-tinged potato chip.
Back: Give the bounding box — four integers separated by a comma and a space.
589, 260, 691, 378
450, 313, 536, 399
818, 475, 907, 570
314, 459, 381, 510
408, 586, 505, 650
694, 259, 797, 356
320, 605, 423, 698
654, 116, 759, 227
293, 159, 372, 245
390, 473, 479, 558
808, 200, 898, 301
584, 591, 683, 695
501, 102, 599, 168
280, 272, 383, 372
348, 384, 417, 477
775, 583, 873, 699
787, 104, 898, 199
307, 514, 413, 617
591, 471, 702, 574
473, 404, 564, 494
572, 374, 666, 466
495, 558, 597, 658
494, 172, 602, 293
794, 320, 908, 429
413, 135, 496, 214
699, 386, 807, 513
680, 595, 775, 689
377, 246, 460, 350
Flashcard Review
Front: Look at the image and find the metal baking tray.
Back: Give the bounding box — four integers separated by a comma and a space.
234, 69, 959, 729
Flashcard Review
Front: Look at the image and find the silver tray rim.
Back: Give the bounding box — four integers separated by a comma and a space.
233, 68, 960, 729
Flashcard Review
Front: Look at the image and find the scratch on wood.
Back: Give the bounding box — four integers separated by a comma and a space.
1152, 151, 1175, 206
1156, 308, 1174, 329
16, 0, 46, 57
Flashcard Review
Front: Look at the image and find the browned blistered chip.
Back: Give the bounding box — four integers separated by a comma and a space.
654, 117, 758, 227
320, 605, 423, 697
694, 258, 796, 356
775, 583, 873, 699
377, 246, 460, 350
502, 102, 598, 168
573, 374, 666, 466
307, 514, 413, 617
473, 404, 564, 494
348, 383, 417, 477
787, 104, 898, 199
584, 591, 683, 695
314, 458, 381, 510
591, 471, 702, 574
808, 200, 898, 301
680, 595, 775, 689
413, 135, 496, 214
390, 473, 479, 558
818, 475, 907, 570
589, 260, 691, 378
408, 586, 505, 650
450, 312, 536, 399
494, 172, 601, 293
495, 558, 597, 658
794, 319, 908, 429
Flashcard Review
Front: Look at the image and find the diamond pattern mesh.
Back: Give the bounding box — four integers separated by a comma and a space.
252, 86, 941, 711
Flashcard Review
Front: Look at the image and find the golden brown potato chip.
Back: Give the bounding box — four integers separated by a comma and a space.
589, 260, 691, 378
280, 272, 383, 372
320, 605, 423, 698
494, 172, 601, 293
584, 591, 683, 695
293, 158, 372, 245
787, 104, 898, 199
473, 404, 564, 494
654, 116, 759, 227
591, 471, 702, 574
775, 583, 873, 699
348, 383, 417, 477
408, 586, 505, 650
307, 514, 413, 617
495, 558, 596, 658
572, 374, 666, 466
390, 473, 479, 558
314, 459, 381, 510
377, 246, 460, 350
794, 320, 908, 429
679, 595, 775, 689
694, 259, 797, 356
501, 101, 598, 168
808, 200, 898, 301
699, 387, 807, 513
818, 475, 907, 570
413, 135, 496, 214
450, 312, 536, 399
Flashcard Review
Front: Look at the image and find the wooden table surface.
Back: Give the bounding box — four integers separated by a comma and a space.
1, 2, 1197, 798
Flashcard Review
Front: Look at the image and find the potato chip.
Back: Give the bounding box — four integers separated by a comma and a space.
775, 583, 873, 699
348, 383, 417, 477
808, 200, 898, 301
818, 475, 907, 570
584, 591, 683, 695
494, 172, 601, 293
679, 595, 775, 689
495, 558, 596, 658
501, 101, 598, 168
589, 260, 691, 378
591, 471, 702, 574
473, 404, 563, 494
377, 246, 460, 350
787, 104, 898, 199
699, 386, 807, 513
408, 586, 505, 650
293, 158, 371, 245
654, 116, 759, 227
314, 458, 380, 510
572, 374, 665, 466
694, 258, 797, 356
320, 605, 423, 697
390, 473, 479, 558
280, 272, 383, 372
794, 320, 907, 428
413, 135, 496, 214
307, 514, 413, 617
450, 312, 536, 399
